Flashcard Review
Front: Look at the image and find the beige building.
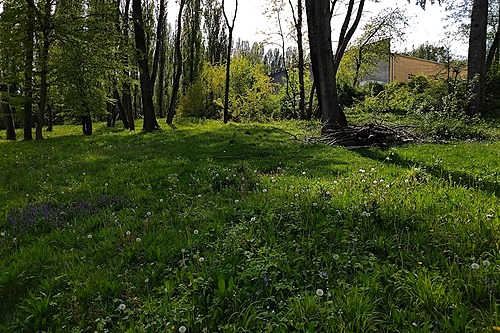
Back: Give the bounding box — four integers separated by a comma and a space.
362, 52, 467, 85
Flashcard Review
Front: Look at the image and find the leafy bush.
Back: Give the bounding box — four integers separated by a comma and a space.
178, 58, 280, 122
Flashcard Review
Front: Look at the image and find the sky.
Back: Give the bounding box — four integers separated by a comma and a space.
167, 0, 468, 58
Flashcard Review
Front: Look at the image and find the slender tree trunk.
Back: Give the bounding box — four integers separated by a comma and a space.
113, 89, 128, 127
296, 0, 306, 119
158, 34, 166, 118
123, 0, 135, 130
24, 1, 35, 141
37, 37, 49, 140
305, 0, 347, 132
47, 104, 53, 131
1, 84, 16, 140
132, 0, 159, 131
289, 0, 306, 118
486, 3, 500, 72
467, 0, 488, 116
167, 0, 185, 125
222, 0, 238, 124
223, 27, 233, 123
151, 0, 166, 88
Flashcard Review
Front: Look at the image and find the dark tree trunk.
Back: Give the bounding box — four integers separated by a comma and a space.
158, 33, 166, 118
289, 0, 306, 118
122, 0, 135, 130
114, 89, 129, 128
37, 0, 52, 140
222, 0, 238, 124
47, 104, 53, 131
467, 0, 488, 116
151, 0, 166, 88
167, 0, 185, 125
223, 27, 233, 124
486, 3, 500, 72
132, 0, 159, 132
23, 1, 35, 141
1, 84, 16, 140
296, 0, 306, 119
305, 0, 347, 132
82, 114, 92, 135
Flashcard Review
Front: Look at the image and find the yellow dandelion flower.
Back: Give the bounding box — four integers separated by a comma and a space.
493, 326, 500, 331
417, 261, 423, 265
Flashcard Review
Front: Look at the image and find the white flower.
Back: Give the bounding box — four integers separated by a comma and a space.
126, 230, 131, 236
333, 254, 340, 260
87, 234, 92, 239
471, 263, 480, 269
262, 189, 268, 193
234, 199, 239, 203
105, 183, 108, 186
371, 168, 375, 172
199, 257, 204, 262
325, 191, 331, 195
136, 237, 142, 242
316, 288, 324, 297
146, 211, 152, 217
302, 171, 306, 175
160, 198, 164, 202
333, 181, 338, 185
179, 326, 187, 333
118, 303, 126, 310
359, 169, 365, 173
294, 193, 299, 198
194, 229, 199, 235
361, 211, 371, 217
0, 231, 5, 237
312, 202, 318, 207
250, 217, 256, 222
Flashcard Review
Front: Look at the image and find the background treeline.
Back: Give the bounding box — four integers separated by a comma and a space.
1, 0, 500, 141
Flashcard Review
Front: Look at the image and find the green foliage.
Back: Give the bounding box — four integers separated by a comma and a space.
1, 121, 500, 331
178, 58, 280, 121
350, 75, 490, 140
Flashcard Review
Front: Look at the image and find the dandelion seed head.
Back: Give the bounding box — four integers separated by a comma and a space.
262, 189, 268, 193
333, 254, 340, 260
250, 217, 256, 222
136, 237, 142, 243
482, 260, 490, 266
118, 303, 126, 311
471, 263, 480, 269
316, 288, 324, 297
179, 326, 187, 333
126, 230, 131, 236
194, 230, 199, 235
87, 234, 92, 239
199, 257, 204, 262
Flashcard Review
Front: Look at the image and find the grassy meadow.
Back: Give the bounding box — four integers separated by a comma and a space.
0, 120, 499, 332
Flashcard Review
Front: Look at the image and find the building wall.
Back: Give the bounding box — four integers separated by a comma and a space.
390, 55, 453, 82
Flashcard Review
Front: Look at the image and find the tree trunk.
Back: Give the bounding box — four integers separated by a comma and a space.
1, 84, 16, 140
151, 0, 166, 88
122, 0, 135, 130
47, 104, 53, 131
223, 27, 233, 124
114, 89, 129, 128
167, 0, 185, 125
486, 3, 500, 72
23, 1, 35, 141
305, 0, 347, 132
296, 0, 306, 119
132, 0, 159, 132
467, 0, 488, 116
222, 0, 238, 124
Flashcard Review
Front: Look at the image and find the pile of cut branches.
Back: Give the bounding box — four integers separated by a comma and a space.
316, 123, 420, 148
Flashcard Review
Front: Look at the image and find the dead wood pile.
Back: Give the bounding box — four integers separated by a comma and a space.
316, 123, 420, 148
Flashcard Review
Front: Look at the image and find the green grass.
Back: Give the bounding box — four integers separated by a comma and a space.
1, 119, 499, 332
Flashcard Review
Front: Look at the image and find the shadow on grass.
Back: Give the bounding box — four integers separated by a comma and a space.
356, 148, 500, 197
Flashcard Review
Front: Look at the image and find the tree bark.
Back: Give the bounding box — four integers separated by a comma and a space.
289, 0, 306, 119
122, 0, 135, 130
1, 84, 16, 140
222, 0, 238, 124
167, 0, 185, 125
486, 2, 500, 72
305, 0, 347, 132
467, 0, 488, 116
23, 0, 35, 141
151, 0, 166, 88
132, 0, 159, 132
